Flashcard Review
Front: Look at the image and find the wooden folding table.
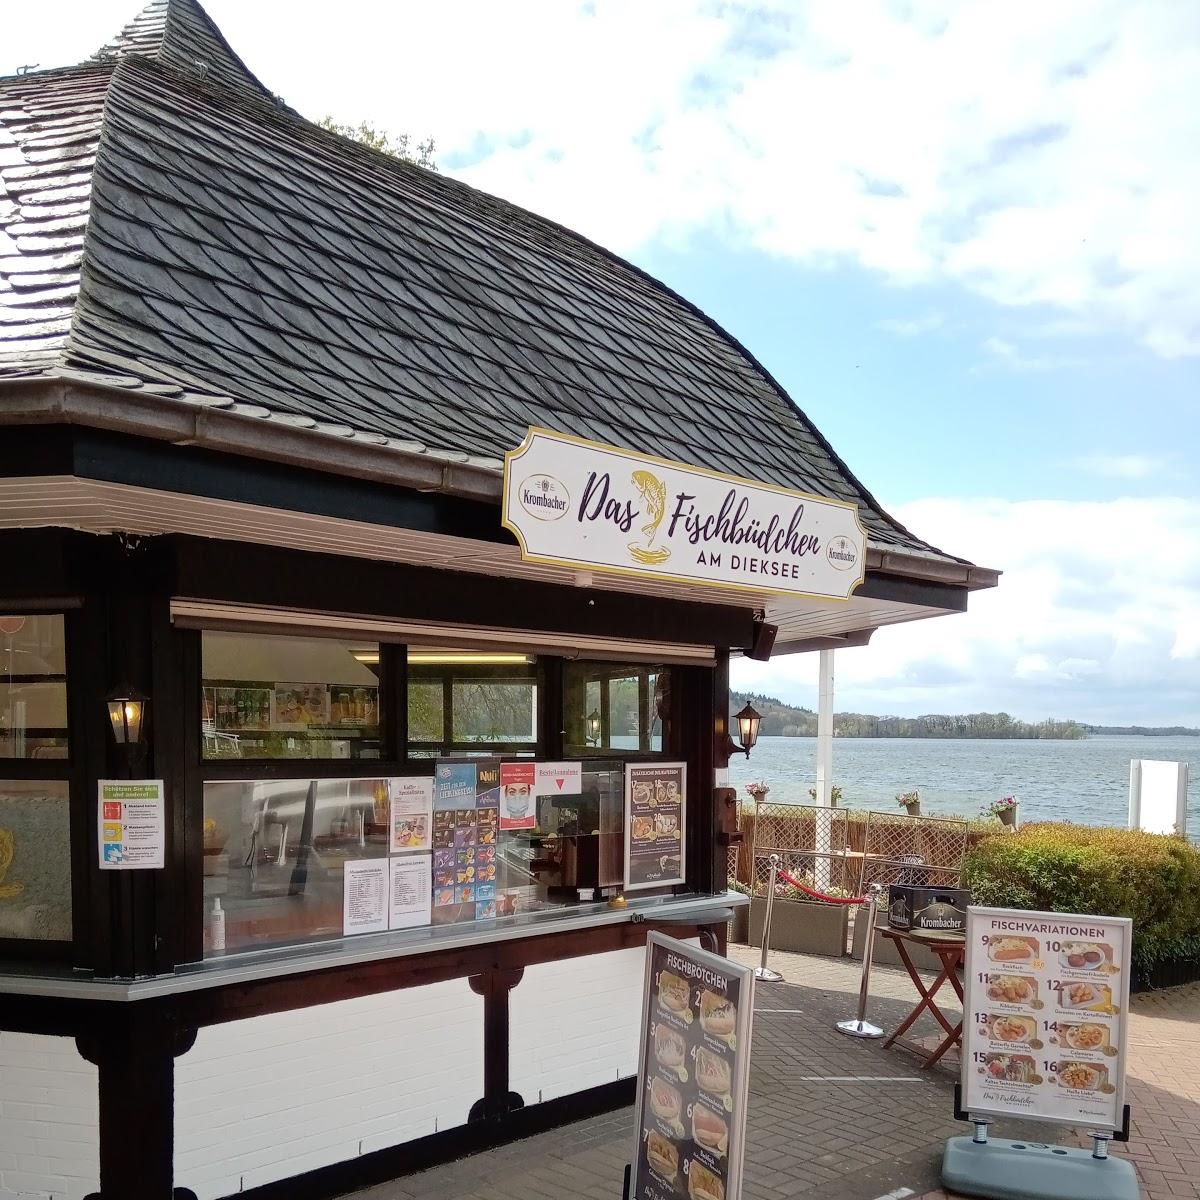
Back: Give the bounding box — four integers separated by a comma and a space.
879, 925, 966, 1069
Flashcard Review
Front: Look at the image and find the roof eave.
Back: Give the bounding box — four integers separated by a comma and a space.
0, 375, 500, 504
0, 375, 1000, 590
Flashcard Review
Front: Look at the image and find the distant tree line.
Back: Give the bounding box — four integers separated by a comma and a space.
1084, 724, 1199, 737
731, 692, 1088, 740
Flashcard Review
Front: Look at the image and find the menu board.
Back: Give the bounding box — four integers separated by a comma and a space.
431, 758, 499, 924
962, 906, 1132, 1131
631, 933, 754, 1200
625, 762, 686, 891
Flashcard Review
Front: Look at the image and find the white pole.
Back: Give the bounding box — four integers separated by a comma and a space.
815, 649, 834, 889
1128, 760, 1142, 830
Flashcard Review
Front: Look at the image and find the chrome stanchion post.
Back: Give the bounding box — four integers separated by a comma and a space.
836, 883, 884, 1038
1092, 1134, 1110, 1161
754, 854, 784, 983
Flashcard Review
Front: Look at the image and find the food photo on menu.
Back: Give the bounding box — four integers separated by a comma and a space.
1056, 980, 1115, 1013
1055, 1060, 1116, 1094
984, 1013, 1040, 1048
984, 973, 1040, 1007
1054, 1021, 1113, 1055
987, 935, 1039, 963
1059, 940, 1114, 972
981, 1052, 1041, 1085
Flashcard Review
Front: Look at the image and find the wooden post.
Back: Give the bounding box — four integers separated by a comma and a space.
79, 1011, 197, 1200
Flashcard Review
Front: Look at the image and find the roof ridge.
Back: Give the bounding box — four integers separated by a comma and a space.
89, 0, 282, 107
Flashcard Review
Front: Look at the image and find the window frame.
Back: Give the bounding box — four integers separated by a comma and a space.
0, 605, 86, 962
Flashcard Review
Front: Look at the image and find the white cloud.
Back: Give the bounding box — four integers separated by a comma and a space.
1074, 453, 1168, 480
733, 495, 1200, 725
878, 313, 944, 337
15, 2, 1200, 355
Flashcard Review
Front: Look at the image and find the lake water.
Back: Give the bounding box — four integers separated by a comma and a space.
725, 734, 1199, 831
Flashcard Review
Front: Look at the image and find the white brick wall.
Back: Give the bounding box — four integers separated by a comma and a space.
0, 1033, 99, 1200
174, 977, 483, 1200
509, 942, 695, 1105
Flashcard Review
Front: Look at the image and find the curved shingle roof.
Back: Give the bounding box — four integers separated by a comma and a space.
1, 0, 967, 565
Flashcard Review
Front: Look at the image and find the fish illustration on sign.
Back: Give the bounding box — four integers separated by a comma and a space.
627, 470, 671, 565
0, 829, 25, 899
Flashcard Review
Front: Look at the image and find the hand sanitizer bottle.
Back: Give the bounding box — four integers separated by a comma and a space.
208, 897, 226, 952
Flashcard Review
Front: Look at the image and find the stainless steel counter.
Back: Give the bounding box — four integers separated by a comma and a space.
0, 891, 744, 1002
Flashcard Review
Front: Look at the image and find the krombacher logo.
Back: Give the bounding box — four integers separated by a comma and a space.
519, 474, 569, 521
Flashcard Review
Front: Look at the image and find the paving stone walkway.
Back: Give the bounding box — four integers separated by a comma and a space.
346, 944, 1200, 1200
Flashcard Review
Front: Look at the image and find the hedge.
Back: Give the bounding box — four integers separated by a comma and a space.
963, 823, 1200, 972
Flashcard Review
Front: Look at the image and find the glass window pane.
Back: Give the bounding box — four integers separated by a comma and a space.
407, 681, 444, 744
450, 680, 536, 744
0, 779, 71, 940
407, 652, 540, 755
201, 633, 381, 760
0, 615, 68, 760
563, 661, 669, 756
203, 776, 391, 955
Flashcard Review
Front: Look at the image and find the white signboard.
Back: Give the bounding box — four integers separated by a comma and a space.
502, 428, 867, 600
389, 776, 434, 852
962, 906, 1132, 1132
98, 780, 166, 870
631, 933, 755, 1200
342, 858, 389, 935
1129, 759, 1189, 836
389, 853, 432, 930
534, 761, 582, 797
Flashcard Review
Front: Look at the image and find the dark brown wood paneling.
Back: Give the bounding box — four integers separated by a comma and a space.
170, 535, 756, 651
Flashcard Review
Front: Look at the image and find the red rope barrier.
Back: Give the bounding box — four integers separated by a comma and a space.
775, 866, 866, 905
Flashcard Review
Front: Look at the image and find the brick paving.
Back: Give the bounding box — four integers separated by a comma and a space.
345, 945, 1200, 1200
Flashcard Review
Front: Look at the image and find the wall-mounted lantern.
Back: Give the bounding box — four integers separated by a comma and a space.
732, 701, 761, 758
105, 684, 148, 748
586, 708, 602, 746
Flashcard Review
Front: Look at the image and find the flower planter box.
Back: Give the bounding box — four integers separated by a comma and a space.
749, 895, 848, 958
727, 898, 751, 945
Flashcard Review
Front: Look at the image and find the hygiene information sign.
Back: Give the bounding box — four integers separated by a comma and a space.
630, 933, 754, 1200
962, 906, 1132, 1131
98, 779, 166, 869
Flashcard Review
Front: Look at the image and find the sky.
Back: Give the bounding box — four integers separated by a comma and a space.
9, 1, 1200, 725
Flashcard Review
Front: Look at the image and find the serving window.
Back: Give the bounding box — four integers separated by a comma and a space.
196, 628, 689, 959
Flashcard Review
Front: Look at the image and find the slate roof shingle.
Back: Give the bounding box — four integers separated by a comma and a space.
0, 0, 967, 565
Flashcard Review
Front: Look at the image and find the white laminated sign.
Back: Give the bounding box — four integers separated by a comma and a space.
503, 428, 866, 601
962, 906, 1132, 1132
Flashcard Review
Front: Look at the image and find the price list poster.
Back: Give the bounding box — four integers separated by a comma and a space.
630, 933, 754, 1200
963, 906, 1132, 1130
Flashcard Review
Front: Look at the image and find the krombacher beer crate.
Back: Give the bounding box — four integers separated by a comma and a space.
888, 885, 970, 933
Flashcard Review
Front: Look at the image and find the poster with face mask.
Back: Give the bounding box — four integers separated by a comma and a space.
500, 762, 536, 830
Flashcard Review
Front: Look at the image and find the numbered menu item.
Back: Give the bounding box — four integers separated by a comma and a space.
631, 933, 753, 1200
625, 762, 687, 892
962, 907, 1131, 1131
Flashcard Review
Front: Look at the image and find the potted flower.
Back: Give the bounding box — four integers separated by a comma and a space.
807, 784, 844, 807
896, 790, 921, 817
985, 795, 1019, 827
745, 781, 770, 803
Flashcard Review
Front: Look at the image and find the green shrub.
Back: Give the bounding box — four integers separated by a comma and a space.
963, 823, 1200, 970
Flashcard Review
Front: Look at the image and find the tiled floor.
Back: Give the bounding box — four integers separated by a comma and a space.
345, 944, 1200, 1200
